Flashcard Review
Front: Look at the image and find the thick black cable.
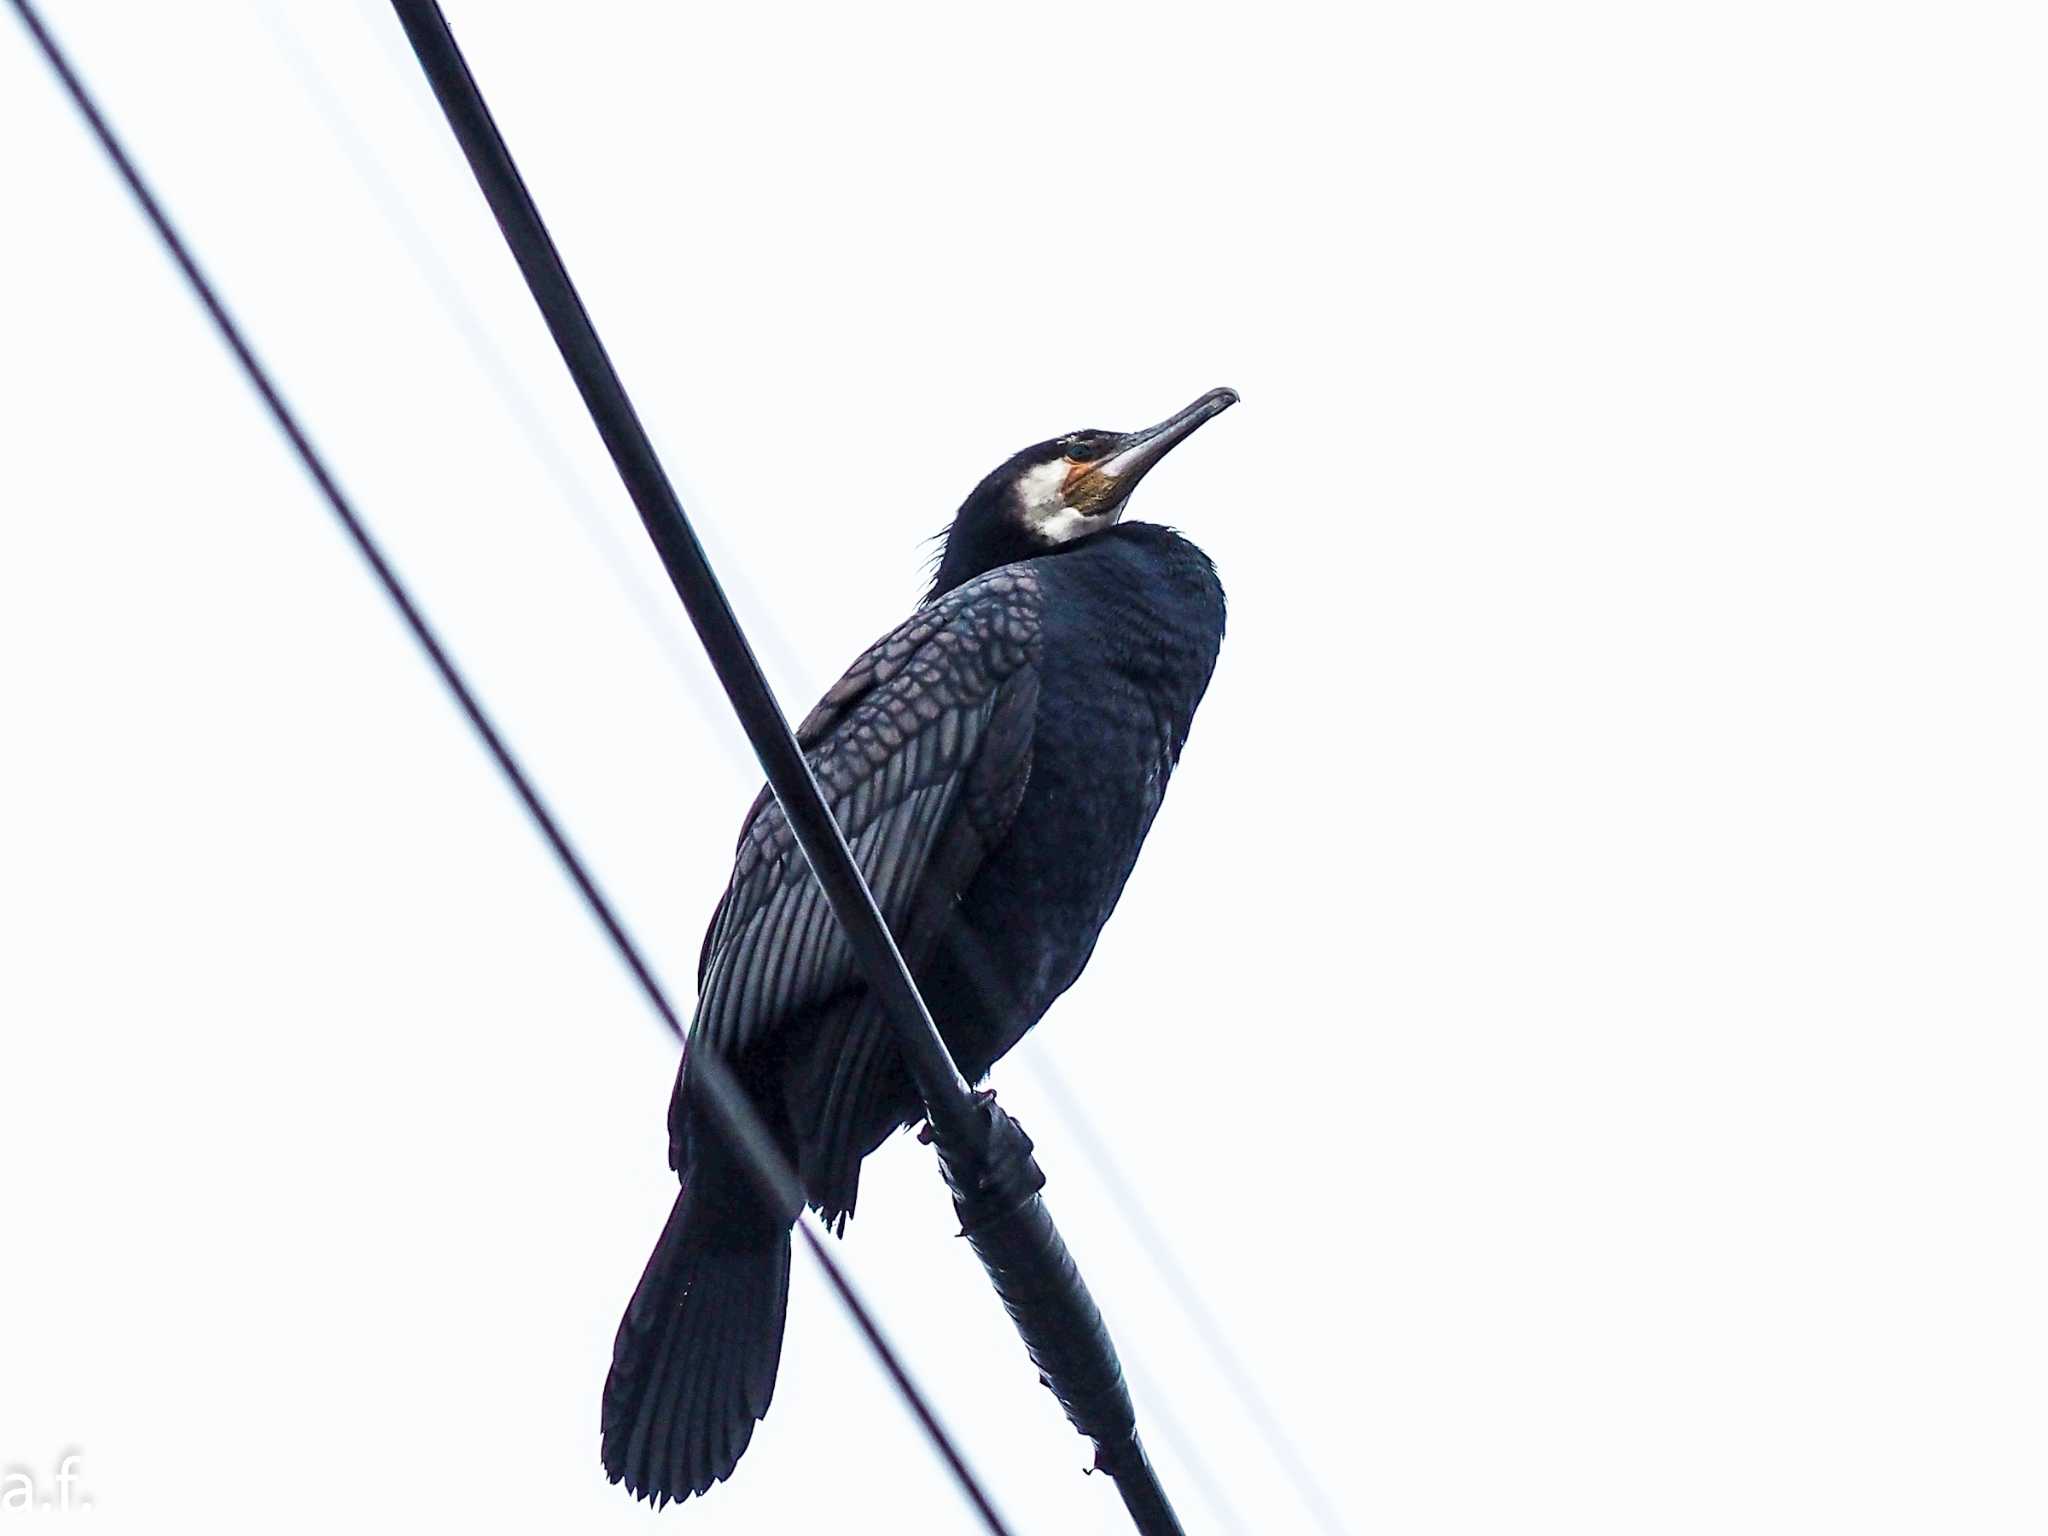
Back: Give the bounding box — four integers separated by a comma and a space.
386, 0, 982, 1135
1, 6, 1014, 1532
383, 6, 1184, 1531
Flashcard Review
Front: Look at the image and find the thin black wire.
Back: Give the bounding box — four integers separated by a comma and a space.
1, 5, 1013, 1532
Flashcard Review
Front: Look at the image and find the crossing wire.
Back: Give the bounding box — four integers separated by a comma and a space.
1, 3, 1014, 1531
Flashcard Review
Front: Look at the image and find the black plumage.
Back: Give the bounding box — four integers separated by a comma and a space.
602, 388, 1237, 1505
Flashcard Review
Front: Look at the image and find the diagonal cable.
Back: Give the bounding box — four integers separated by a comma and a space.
1, 3, 1013, 1530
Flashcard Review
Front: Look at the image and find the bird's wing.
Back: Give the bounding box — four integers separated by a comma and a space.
672, 565, 1043, 1172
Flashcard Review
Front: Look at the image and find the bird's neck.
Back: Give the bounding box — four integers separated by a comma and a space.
927, 543, 1023, 603
925, 509, 1046, 603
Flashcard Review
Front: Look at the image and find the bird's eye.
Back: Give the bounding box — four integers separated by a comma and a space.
1063, 438, 1094, 462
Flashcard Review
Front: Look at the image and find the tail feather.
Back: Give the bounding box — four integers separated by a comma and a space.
602, 1188, 792, 1504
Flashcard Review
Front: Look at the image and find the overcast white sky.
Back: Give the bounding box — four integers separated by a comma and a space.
3, 2, 2044, 1532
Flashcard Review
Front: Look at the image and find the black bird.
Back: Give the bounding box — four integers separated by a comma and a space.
602, 387, 1238, 1504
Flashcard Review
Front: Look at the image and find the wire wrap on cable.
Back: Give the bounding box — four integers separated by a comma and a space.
935, 1094, 1138, 1454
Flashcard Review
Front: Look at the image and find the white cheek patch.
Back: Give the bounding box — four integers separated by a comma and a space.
1015, 459, 1071, 518
1015, 458, 1113, 546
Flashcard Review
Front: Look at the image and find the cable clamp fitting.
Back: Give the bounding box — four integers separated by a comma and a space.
933, 1090, 1047, 1237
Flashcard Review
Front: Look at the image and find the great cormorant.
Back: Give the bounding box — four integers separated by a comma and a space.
602, 386, 1238, 1504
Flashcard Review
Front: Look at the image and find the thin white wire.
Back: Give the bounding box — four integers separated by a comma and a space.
1022, 1047, 1355, 1536
253, 0, 811, 725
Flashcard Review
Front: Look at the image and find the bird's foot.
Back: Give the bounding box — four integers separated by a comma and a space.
918, 1090, 1002, 1146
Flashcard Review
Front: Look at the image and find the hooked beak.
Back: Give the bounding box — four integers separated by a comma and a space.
1065, 386, 1240, 517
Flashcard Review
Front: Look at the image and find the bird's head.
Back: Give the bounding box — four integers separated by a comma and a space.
927, 387, 1239, 600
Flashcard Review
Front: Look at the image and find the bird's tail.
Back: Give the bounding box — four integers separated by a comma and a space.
601, 1184, 792, 1505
